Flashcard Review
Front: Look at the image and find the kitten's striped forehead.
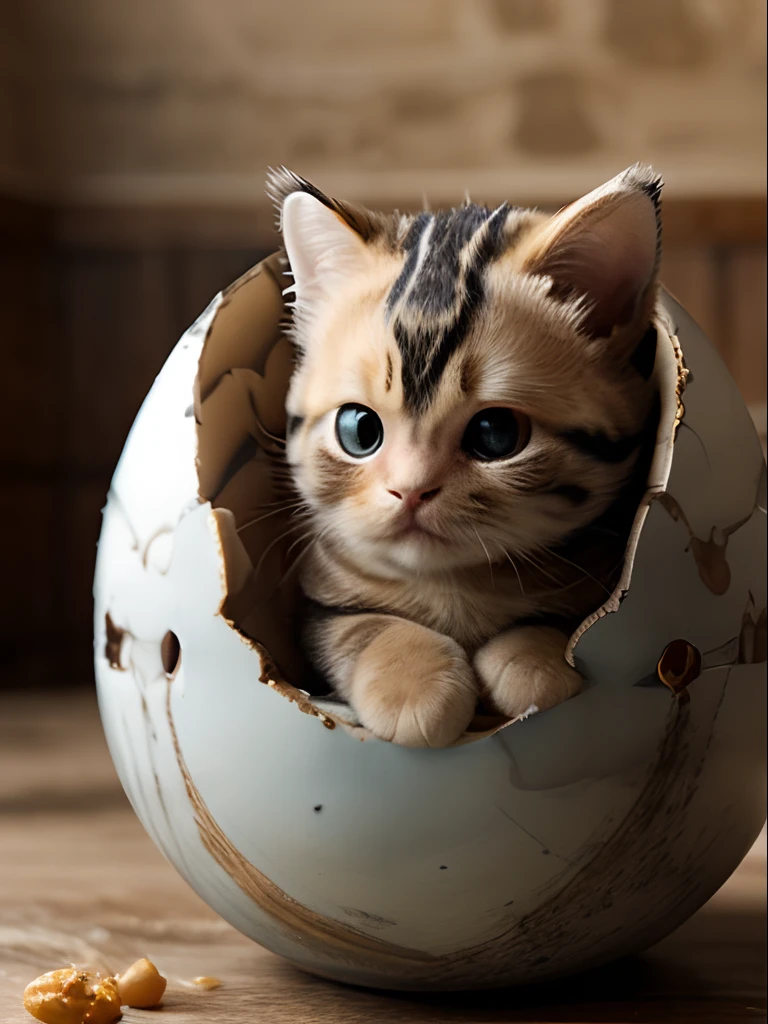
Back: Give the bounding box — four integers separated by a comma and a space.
386, 204, 511, 414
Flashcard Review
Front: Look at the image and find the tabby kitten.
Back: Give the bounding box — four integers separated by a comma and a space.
269, 165, 662, 747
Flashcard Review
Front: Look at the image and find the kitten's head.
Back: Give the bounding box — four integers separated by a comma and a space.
270, 166, 662, 578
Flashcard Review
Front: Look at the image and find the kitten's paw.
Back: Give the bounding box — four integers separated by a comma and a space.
473, 626, 582, 720
351, 624, 477, 748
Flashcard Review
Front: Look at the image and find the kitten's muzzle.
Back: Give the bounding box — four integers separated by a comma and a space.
387, 504, 444, 542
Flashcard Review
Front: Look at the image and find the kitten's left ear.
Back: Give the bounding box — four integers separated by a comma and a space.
266, 168, 374, 317
520, 164, 662, 343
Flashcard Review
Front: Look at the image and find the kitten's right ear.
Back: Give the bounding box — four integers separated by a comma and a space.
266, 168, 372, 315
518, 164, 662, 344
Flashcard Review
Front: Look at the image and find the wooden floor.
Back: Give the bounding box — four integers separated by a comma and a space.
0, 690, 765, 1024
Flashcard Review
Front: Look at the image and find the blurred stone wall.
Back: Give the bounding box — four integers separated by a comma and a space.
3, 0, 765, 204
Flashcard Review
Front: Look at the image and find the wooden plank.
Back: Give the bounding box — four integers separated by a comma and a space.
660, 197, 767, 249
0, 484, 58, 661
52, 197, 767, 250
0, 254, 59, 470
55, 205, 273, 251
661, 246, 720, 345
63, 480, 109, 652
0, 195, 53, 248
60, 250, 177, 472
175, 249, 265, 332
0, 691, 765, 1023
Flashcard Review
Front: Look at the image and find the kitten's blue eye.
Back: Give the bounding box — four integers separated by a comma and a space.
462, 408, 529, 461
335, 404, 384, 457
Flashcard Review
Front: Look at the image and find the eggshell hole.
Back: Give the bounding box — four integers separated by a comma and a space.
193, 256, 685, 743
161, 630, 182, 677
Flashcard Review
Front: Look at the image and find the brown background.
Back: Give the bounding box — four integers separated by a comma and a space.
1, 0, 765, 690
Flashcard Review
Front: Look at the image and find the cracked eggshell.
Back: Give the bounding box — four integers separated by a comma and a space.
93, 255, 766, 991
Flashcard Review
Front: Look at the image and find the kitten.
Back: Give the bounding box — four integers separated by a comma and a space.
268, 165, 662, 747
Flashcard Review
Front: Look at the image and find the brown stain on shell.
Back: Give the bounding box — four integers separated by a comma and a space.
444, 694, 738, 985
738, 599, 767, 665
105, 613, 128, 671
163, 679, 437, 972
141, 526, 174, 570
657, 492, 753, 596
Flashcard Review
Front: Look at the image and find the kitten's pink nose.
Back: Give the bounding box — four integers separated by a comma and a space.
388, 487, 441, 510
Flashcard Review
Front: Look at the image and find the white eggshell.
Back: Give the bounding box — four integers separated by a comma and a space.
94, 259, 766, 990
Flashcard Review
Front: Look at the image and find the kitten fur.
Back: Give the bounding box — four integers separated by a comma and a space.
269, 165, 663, 747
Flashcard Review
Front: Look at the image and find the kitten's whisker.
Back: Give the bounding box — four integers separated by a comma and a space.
245, 497, 302, 511
515, 549, 565, 589
252, 414, 286, 447
237, 501, 307, 532
499, 545, 526, 598
276, 525, 331, 591
473, 527, 495, 588
582, 523, 622, 539
284, 527, 316, 561
541, 545, 613, 596
254, 531, 314, 602
250, 520, 316, 583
